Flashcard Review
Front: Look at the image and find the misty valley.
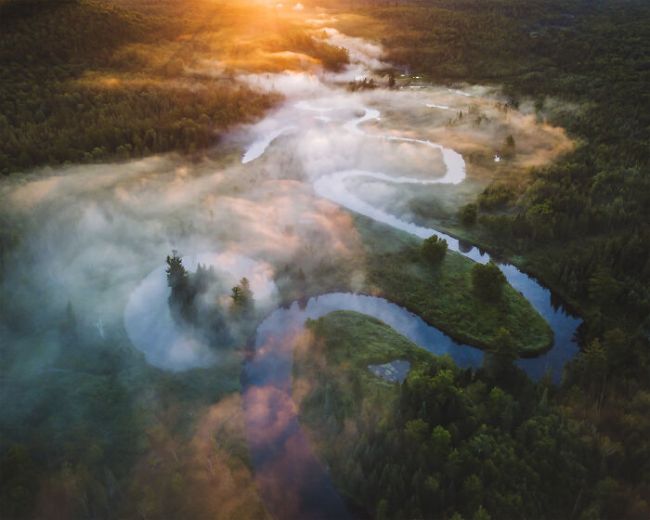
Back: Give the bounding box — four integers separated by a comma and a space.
1, 1, 649, 520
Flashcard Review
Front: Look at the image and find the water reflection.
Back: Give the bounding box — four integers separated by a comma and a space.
243, 292, 482, 519
458, 239, 473, 254
243, 282, 580, 518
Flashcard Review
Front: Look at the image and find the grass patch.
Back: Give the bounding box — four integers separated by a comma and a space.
356, 217, 553, 355
306, 310, 433, 370
274, 214, 552, 354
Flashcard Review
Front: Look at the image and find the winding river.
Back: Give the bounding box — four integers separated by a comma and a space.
239, 101, 581, 517
122, 30, 582, 519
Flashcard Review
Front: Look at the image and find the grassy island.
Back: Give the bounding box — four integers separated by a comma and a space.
358, 219, 554, 355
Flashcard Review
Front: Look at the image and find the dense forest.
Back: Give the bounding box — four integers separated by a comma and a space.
332, 1, 650, 321
297, 311, 603, 519
0, 0, 351, 174
325, 1, 650, 516
337, 0, 650, 335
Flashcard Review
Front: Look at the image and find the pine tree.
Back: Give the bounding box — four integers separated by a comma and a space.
230, 277, 254, 316
165, 250, 188, 289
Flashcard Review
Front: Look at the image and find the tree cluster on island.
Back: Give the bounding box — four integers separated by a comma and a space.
471, 262, 506, 302
347, 77, 379, 92
421, 237, 509, 306
165, 251, 255, 346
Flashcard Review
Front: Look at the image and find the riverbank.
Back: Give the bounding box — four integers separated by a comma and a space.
293, 310, 593, 520
358, 217, 554, 355
275, 213, 553, 355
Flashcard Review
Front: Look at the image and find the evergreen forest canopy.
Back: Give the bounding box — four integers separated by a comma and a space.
0, 0, 349, 173
315, 0, 650, 517
295, 311, 600, 519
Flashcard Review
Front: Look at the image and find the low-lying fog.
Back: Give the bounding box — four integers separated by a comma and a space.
0, 19, 572, 378
0, 9, 588, 517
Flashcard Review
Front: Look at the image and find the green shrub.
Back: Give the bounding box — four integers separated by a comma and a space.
421, 235, 448, 264
471, 261, 506, 301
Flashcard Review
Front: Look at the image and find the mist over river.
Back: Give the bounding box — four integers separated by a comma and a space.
0, 15, 579, 520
